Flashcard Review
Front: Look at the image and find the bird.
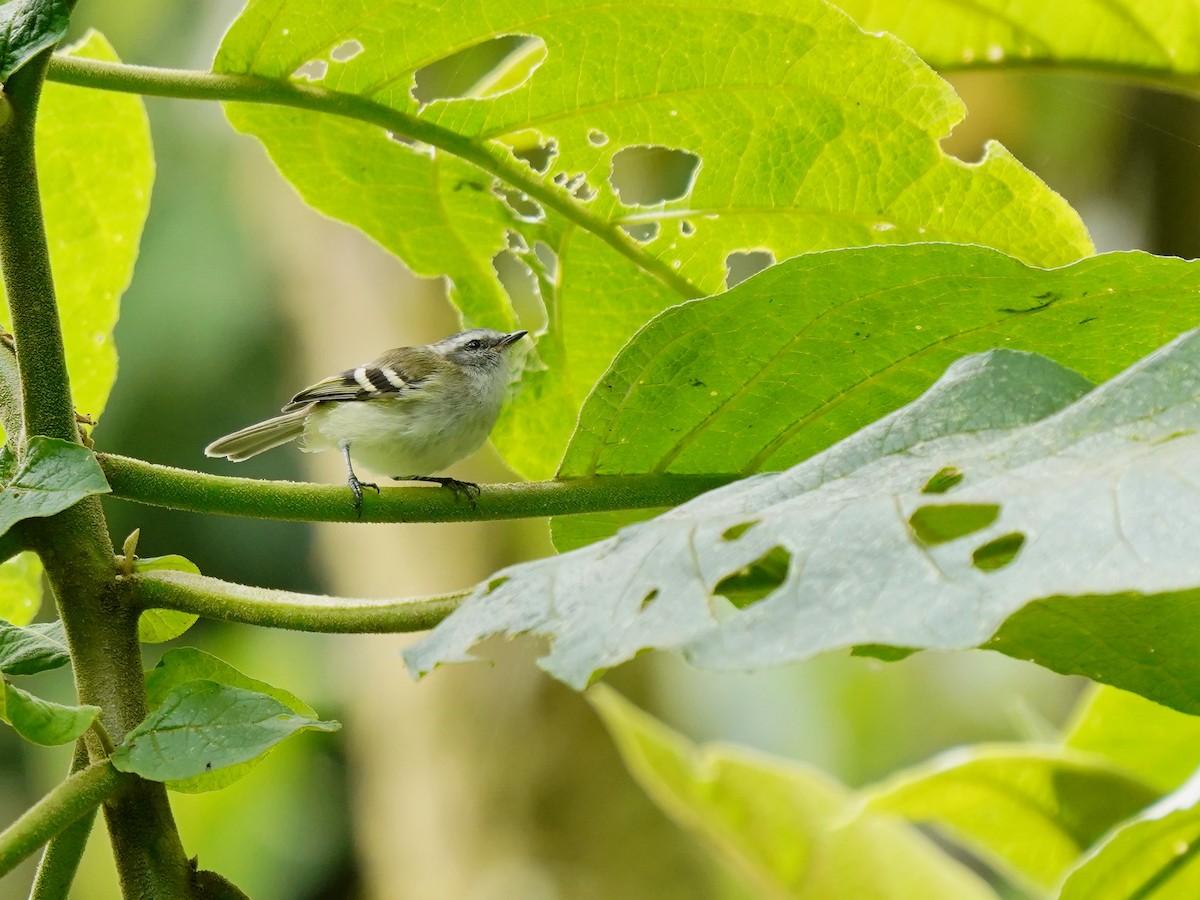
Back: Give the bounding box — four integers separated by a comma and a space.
205, 328, 528, 515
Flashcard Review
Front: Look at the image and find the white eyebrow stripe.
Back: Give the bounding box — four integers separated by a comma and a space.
381, 366, 407, 389
353, 366, 374, 390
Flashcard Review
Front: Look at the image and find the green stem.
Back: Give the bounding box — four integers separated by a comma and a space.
29, 743, 97, 900
0, 760, 128, 880
0, 49, 195, 899
99, 453, 736, 523
136, 569, 465, 633
45, 54, 704, 301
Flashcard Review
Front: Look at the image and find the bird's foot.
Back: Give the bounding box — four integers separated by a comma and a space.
394, 475, 481, 508
348, 474, 380, 518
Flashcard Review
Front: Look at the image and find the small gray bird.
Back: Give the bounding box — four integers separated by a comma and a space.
205, 328, 528, 514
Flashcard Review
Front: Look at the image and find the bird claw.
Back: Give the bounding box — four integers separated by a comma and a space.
348, 475, 380, 518
394, 475, 481, 509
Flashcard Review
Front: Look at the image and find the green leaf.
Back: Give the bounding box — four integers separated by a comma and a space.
0, 551, 43, 625
215, 0, 1089, 477
589, 685, 996, 898
141, 648, 327, 791
112, 680, 339, 784
0, 437, 108, 537
552, 244, 1200, 549
134, 556, 200, 643
1063, 686, 1200, 794
0, 0, 69, 81
0, 617, 66, 674
1059, 769, 1200, 899
28, 30, 153, 419
864, 745, 1158, 893
0, 681, 98, 746
406, 327, 1200, 691
836, 1, 1200, 74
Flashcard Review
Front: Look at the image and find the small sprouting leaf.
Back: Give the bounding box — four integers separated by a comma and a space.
0, 437, 108, 537
589, 685, 995, 898
111, 680, 339, 783
134, 556, 200, 643
1059, 769, 1200, 899
0, 617, 67, 675
0, 0, 69, 81
0, 682, 99, 746
864, 745, 1158, 893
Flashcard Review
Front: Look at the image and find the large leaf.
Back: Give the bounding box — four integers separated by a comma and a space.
0, 617, 67, 675
406, 327, 1200, 693
1063, 686, 1200, 795
0, 0, 68, 81
112, 679, 339, 784
0, 682, 98, 746
0, 30, 153, 624
552, 245, 1200, 549
836, 1, 1200, 74
590, 685, 995, 898
140, 648, 326, 791
215, 0, 1089, 477
1059, 769, 1200, 899
32, 30, 153, 419
863, 745, 1157, 894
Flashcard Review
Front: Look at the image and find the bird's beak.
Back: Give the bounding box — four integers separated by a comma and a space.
498, 330, 528, 349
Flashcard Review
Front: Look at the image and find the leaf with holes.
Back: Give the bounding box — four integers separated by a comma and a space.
1059, 769, 1200, 899
216, 0, 1089, 478
140, 648, 324, 791
863, 745, 1158, 894
589, 685, 996, 898
0, 682, 99, 746
836, 0, 1200, 74
0, 618, 68, 675
407, 327, 1200, 700
112, 679, 339, 784
551, 244, 1200, 550
0, 0, 69, 81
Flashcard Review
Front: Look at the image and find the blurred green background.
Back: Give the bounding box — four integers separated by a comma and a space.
2, 3, 1196, 898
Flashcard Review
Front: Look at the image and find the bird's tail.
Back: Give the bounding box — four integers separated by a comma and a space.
204, 407, 311, 462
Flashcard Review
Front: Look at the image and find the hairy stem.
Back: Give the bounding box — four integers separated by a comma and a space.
0, 759, 128, 880
0, 50, 195, 898
29, 744, 100, 900
99, 453, 736, 522
136, 569, 465, 633
46, 54, 704, 300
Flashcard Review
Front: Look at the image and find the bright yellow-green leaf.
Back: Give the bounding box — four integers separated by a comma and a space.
135, 555, 201, 644
1064, 686, 1200, 794
216, 0, 1090, 477
589, 685, 996, 899
32, 29, 153, 419
0, 552, 43, 626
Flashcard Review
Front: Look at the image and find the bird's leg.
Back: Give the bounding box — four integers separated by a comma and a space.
340, 444, 379, 518
393, 475, 481, 508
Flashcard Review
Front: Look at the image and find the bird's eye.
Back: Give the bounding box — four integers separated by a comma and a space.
465, 339, 483, 351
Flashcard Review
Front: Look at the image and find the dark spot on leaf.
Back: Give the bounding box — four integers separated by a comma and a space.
412, 34, 547, 105
455, 180, 486, 192
714, 546, 790, 609
689, 379, 706, 388
725, 250, 775, 289
972, 532, 1025, 571
721, 521, 756, 541
921, 466, 964, 495
609, 145, 701, 205
1078, 316, 1096, 325
205, 761, 212, 771
909, 503, 1000, 545
680, 219, 695, 236
640, 589, 659, 611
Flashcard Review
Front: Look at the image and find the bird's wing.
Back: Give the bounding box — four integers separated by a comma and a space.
282, 350, 439, 411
